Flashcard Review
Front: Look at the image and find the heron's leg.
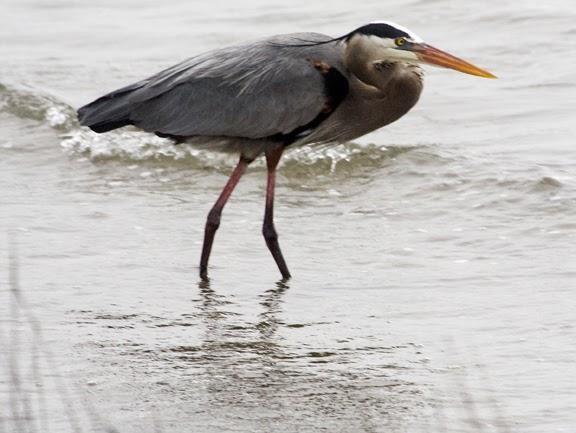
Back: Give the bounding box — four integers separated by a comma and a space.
200, 156, 251, 279
263, 147, 291, 279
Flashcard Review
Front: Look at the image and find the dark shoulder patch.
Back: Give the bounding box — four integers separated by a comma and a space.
270, 62, 349, 145
349, 23, 409, 40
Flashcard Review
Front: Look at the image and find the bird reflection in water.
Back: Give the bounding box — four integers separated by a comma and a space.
164, 280, 421, 430
194, 278, 299, 420
195, 278, 291, 358
256, 279, 290, 341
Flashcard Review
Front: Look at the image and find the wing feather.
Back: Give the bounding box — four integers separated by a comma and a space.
78, 33, 347, 139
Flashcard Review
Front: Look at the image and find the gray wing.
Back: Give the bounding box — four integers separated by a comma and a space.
78, 33, 346, 139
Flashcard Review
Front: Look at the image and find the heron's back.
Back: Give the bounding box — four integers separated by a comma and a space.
77, 33, 347, 141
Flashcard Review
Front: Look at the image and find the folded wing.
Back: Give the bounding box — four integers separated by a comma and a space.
77, 33, 346, 140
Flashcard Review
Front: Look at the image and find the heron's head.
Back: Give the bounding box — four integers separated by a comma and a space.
346, 22, 496, 79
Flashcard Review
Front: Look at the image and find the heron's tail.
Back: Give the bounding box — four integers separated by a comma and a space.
77, 82, 145, 133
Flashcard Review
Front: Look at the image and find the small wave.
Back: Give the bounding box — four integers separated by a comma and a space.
530, 176, 563, 191
282, 142, 420, 175
0, 81, 78, 130
61, 128, 206, 161
0, 80, 423, 173
61, 126, 421, 173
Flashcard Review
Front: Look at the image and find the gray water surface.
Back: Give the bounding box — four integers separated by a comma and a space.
1, 0, 575, 432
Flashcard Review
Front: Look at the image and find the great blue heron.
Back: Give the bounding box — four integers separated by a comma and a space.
77, 21, 495, 280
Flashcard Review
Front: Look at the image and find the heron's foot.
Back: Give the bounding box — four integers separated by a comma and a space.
199, 265, 209, 281
263, 228, 291, 279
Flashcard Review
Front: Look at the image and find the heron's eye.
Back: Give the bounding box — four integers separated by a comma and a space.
395, 37, 407, 47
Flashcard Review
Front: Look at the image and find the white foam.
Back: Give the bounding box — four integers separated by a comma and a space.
45, 106, 69, 128
60, 127, 408, 174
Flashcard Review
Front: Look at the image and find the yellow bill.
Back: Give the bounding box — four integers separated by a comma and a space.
413, 43, 497, 79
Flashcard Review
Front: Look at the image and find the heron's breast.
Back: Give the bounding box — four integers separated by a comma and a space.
303, 68, 423, 144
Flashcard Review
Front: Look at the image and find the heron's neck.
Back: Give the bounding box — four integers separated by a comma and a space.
343, 38, 419, 97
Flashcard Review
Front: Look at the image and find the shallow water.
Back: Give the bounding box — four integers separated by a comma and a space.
1, 0, 575, 432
